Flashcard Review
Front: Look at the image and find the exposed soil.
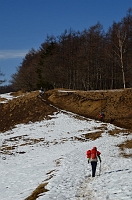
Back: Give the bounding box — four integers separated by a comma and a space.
0, 88, 132, 133
45, 88, 132, 130
0, 91, 57, 132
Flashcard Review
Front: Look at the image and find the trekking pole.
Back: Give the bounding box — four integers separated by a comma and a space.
99, 162, 101, 176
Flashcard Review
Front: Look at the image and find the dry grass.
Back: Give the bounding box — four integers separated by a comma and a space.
107, 128, 132, 157
0, 130, 103, 156
0, 97, 7, 101
118, 139, 132, 158
25, 182, 49, 200
119, 139, 132, 149
83, 131, 102, 140
0, 136, 45, 155
25, 170, 56, 200
10, 90, 27, 97
108, 129, 130, 136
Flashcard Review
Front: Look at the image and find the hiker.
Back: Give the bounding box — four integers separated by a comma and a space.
40, 87, 44, 96
99, 111, 105, 122
86, 146, 101, 177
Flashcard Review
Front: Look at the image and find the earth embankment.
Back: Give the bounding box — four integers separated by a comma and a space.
0, 91, 57, 132
0, 88, 132, 132
45, 88, 132, 130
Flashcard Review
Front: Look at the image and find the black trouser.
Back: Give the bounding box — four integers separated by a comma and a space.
91, 161, 97, 177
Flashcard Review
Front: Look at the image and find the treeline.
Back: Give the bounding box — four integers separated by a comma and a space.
10, 8, 132, 91
0, 85, 16, 94
0, 69, 16, 93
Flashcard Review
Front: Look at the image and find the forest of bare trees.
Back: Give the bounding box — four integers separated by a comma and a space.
7, 9, 132, 92
0, 70, 5, 85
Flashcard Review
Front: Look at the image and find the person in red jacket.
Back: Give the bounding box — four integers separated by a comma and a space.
86, 147, 101, 177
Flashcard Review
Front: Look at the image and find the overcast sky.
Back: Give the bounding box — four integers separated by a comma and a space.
0, 0, 131, 85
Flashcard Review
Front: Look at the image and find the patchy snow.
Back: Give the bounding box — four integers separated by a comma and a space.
0, 93, 132, 200
57, 89, 81, 93
0, 92, 16, 103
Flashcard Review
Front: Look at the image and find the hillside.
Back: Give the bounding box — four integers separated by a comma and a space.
0, 88, 132, 133
0, 91, 57, 133
45, 88, 132, 130
0, 89, 132, 200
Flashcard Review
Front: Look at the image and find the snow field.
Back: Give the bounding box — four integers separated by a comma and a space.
0, 93, 132, 200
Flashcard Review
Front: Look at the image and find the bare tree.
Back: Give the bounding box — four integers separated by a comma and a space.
0, 69, 6, 85
116, 29, 126, 88
106, 21, 128, 89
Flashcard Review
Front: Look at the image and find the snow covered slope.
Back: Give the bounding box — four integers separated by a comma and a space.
0, 92, 132, 200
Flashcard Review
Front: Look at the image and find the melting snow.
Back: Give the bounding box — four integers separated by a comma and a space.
0, 93, 132, 200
